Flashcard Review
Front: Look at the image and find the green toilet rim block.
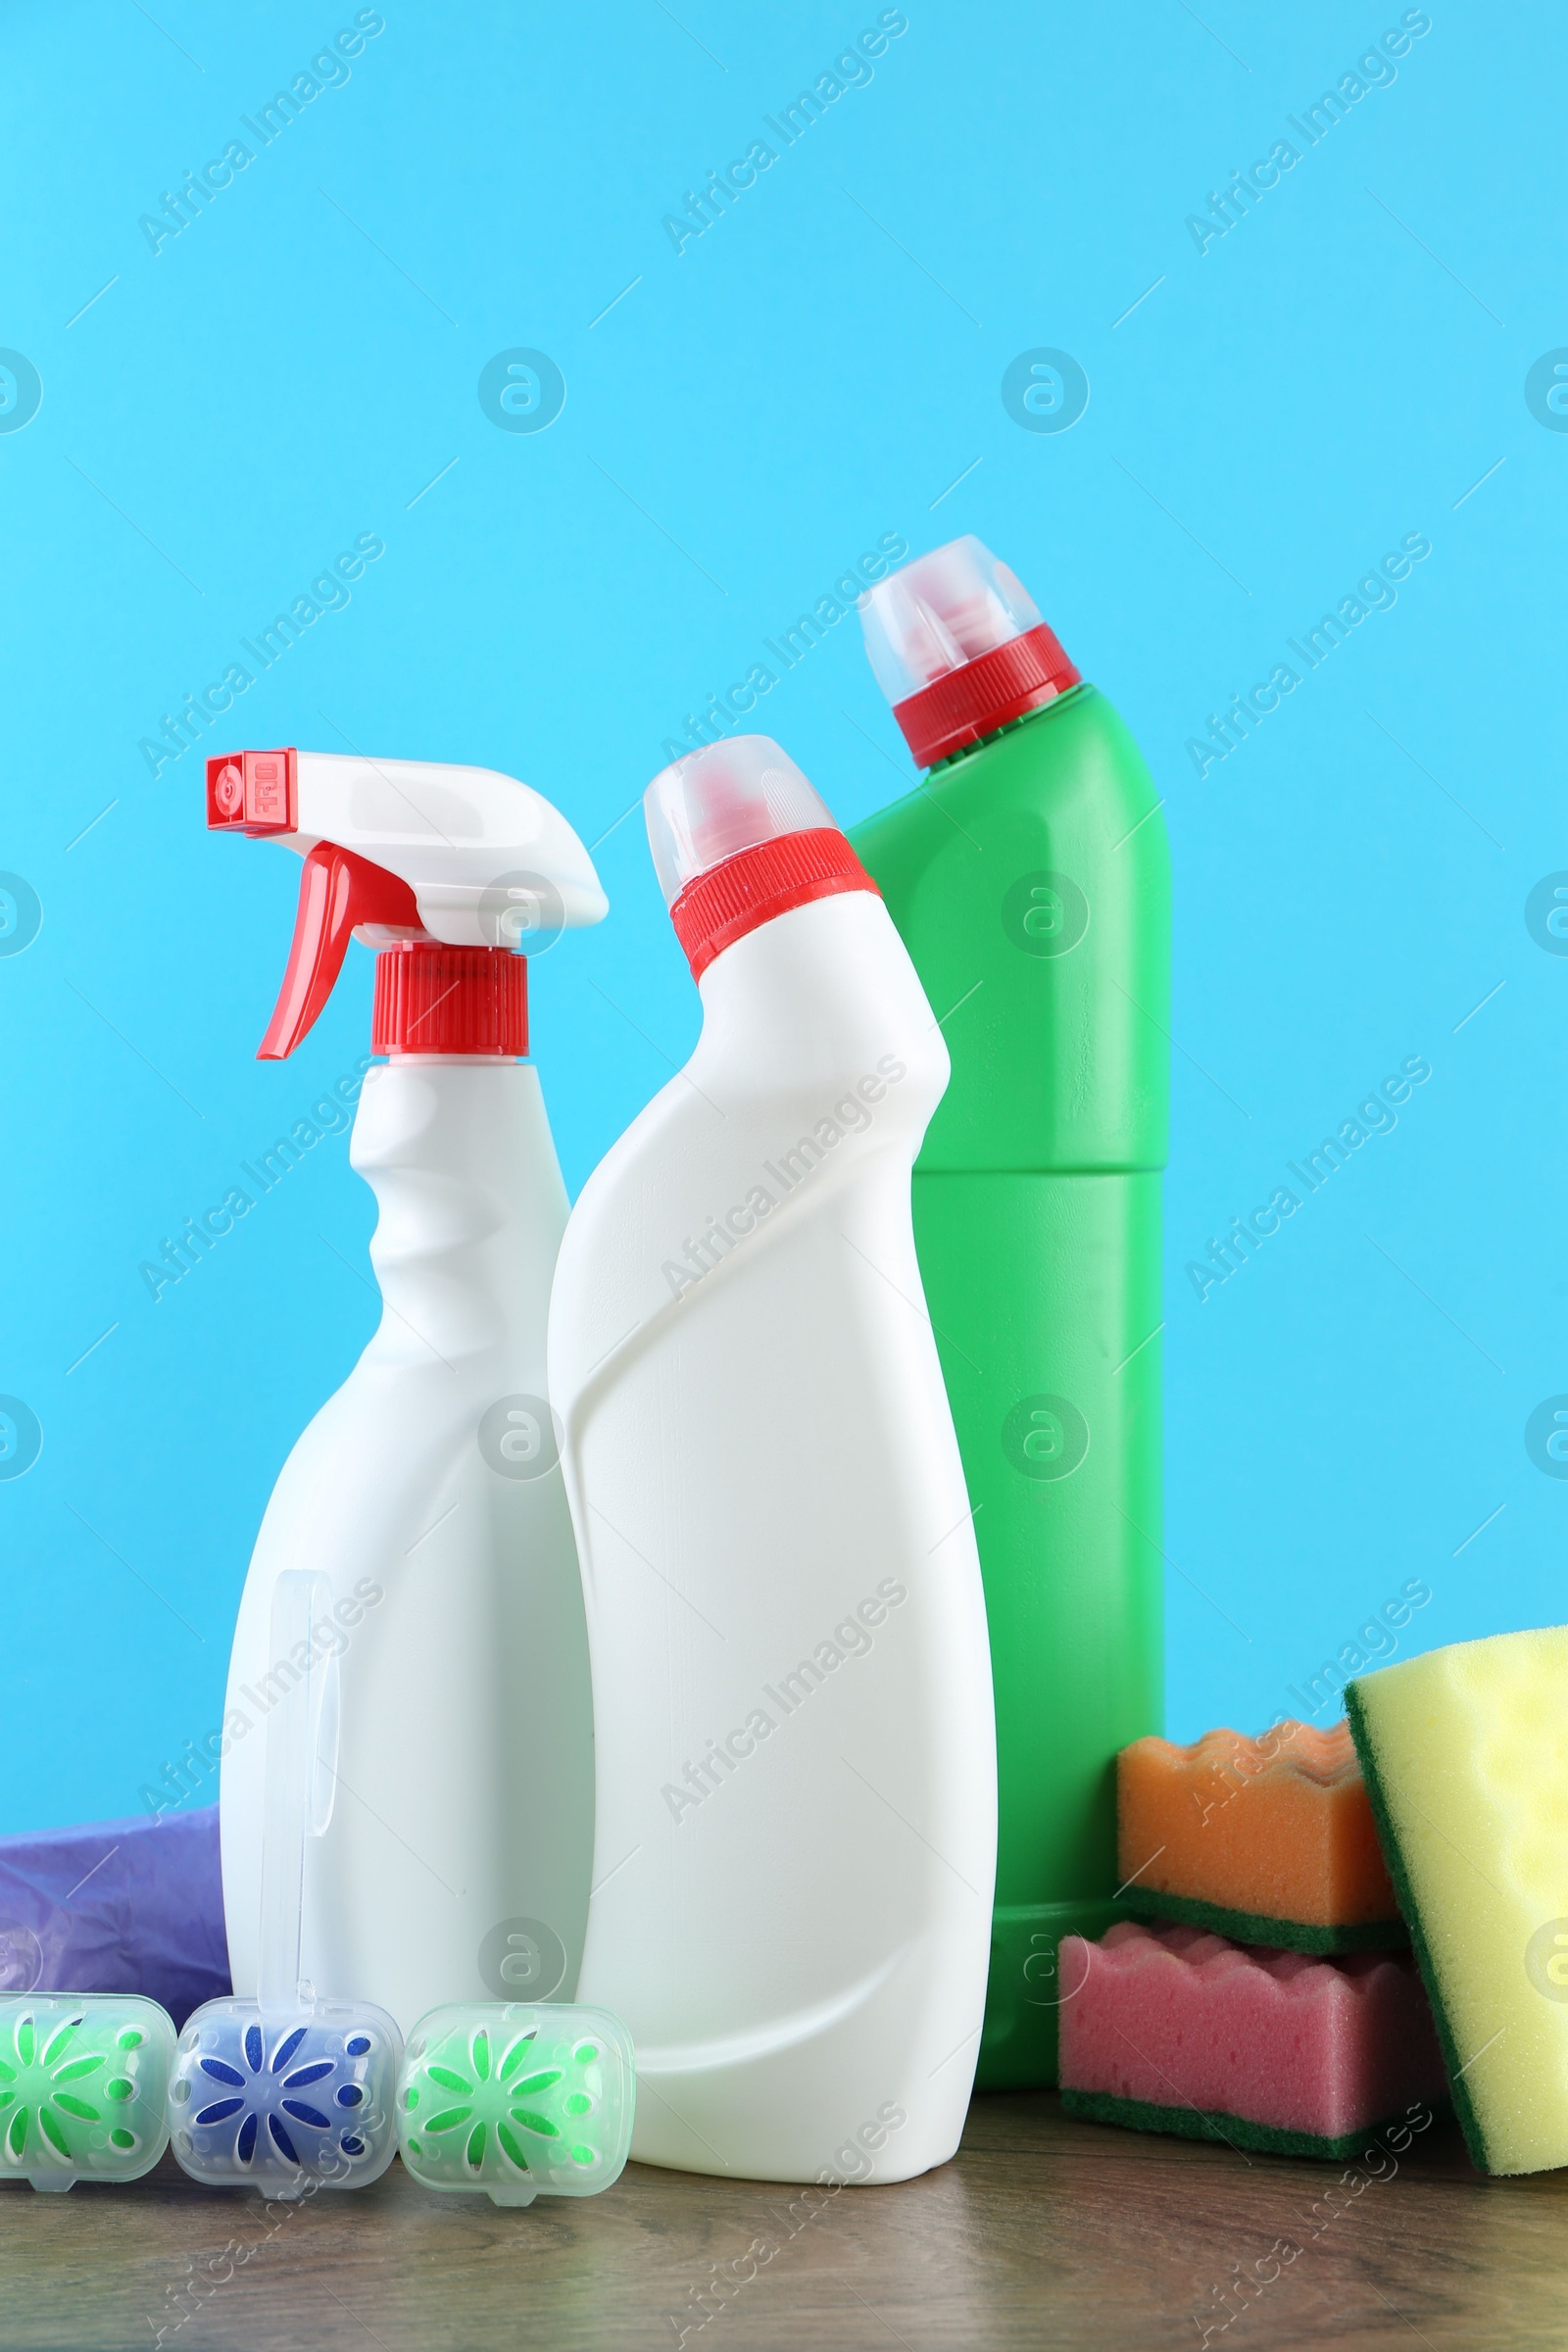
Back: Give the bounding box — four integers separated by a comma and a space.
0, 1994, 176, 2190
397, 2003, 635, 2208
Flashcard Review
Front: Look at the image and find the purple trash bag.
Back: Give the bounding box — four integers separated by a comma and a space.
0, 1805, 229, 2028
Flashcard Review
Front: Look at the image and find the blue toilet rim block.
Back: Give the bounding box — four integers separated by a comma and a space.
168, 1996, 403, 2198
169, 1994, 402, 2191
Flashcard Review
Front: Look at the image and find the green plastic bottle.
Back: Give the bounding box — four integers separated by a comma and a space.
849, 537, 1170, 2088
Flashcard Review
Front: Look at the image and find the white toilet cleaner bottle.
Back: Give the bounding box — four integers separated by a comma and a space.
208, 746, 606, 2035
549, 735, 997, 2184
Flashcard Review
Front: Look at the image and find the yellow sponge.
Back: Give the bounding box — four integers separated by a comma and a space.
1347, 1626, 1568, 2175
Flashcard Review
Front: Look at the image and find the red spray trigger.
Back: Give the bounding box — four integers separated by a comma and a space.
259, 843, 422, 1060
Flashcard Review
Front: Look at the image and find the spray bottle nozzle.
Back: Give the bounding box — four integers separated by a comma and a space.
207, 747, 298, 835
206, 745, 608, 1063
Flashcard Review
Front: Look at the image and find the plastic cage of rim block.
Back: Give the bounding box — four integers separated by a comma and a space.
0, 1994, 175, 2189
397, 2003, 635, 2207
168, 1996, 403, 2195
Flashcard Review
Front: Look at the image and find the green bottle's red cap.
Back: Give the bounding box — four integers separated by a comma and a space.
859, 535, 1080, 768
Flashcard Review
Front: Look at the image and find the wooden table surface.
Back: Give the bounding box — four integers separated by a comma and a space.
1, 2092, 1561, 2351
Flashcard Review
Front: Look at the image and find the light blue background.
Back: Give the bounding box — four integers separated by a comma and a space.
1, 0, 1560, 1833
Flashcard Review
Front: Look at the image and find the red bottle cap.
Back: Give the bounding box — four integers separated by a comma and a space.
669, 828, 875, 982
372, 943, 528, 1056
858, 536, 1080, 768
646, 738, 877, 981
891, 623, 1080, 767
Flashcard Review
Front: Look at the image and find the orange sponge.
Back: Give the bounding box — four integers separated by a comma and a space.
1116, 1720, 1404, 1954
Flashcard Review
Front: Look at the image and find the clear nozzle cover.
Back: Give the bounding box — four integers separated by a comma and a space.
644, 736, 833, 906
858, 534, 1043, 706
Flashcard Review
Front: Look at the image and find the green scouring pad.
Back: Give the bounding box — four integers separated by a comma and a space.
1059, 2085, 1433, 2163
1114, 1888, 1408, 1954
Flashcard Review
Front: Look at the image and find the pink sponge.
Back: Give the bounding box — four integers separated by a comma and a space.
1058, 1922, 1446, 2158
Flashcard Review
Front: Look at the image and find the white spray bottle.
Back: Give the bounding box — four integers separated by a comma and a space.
549, 736, 997, 2184
208, 745, 606, 2035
